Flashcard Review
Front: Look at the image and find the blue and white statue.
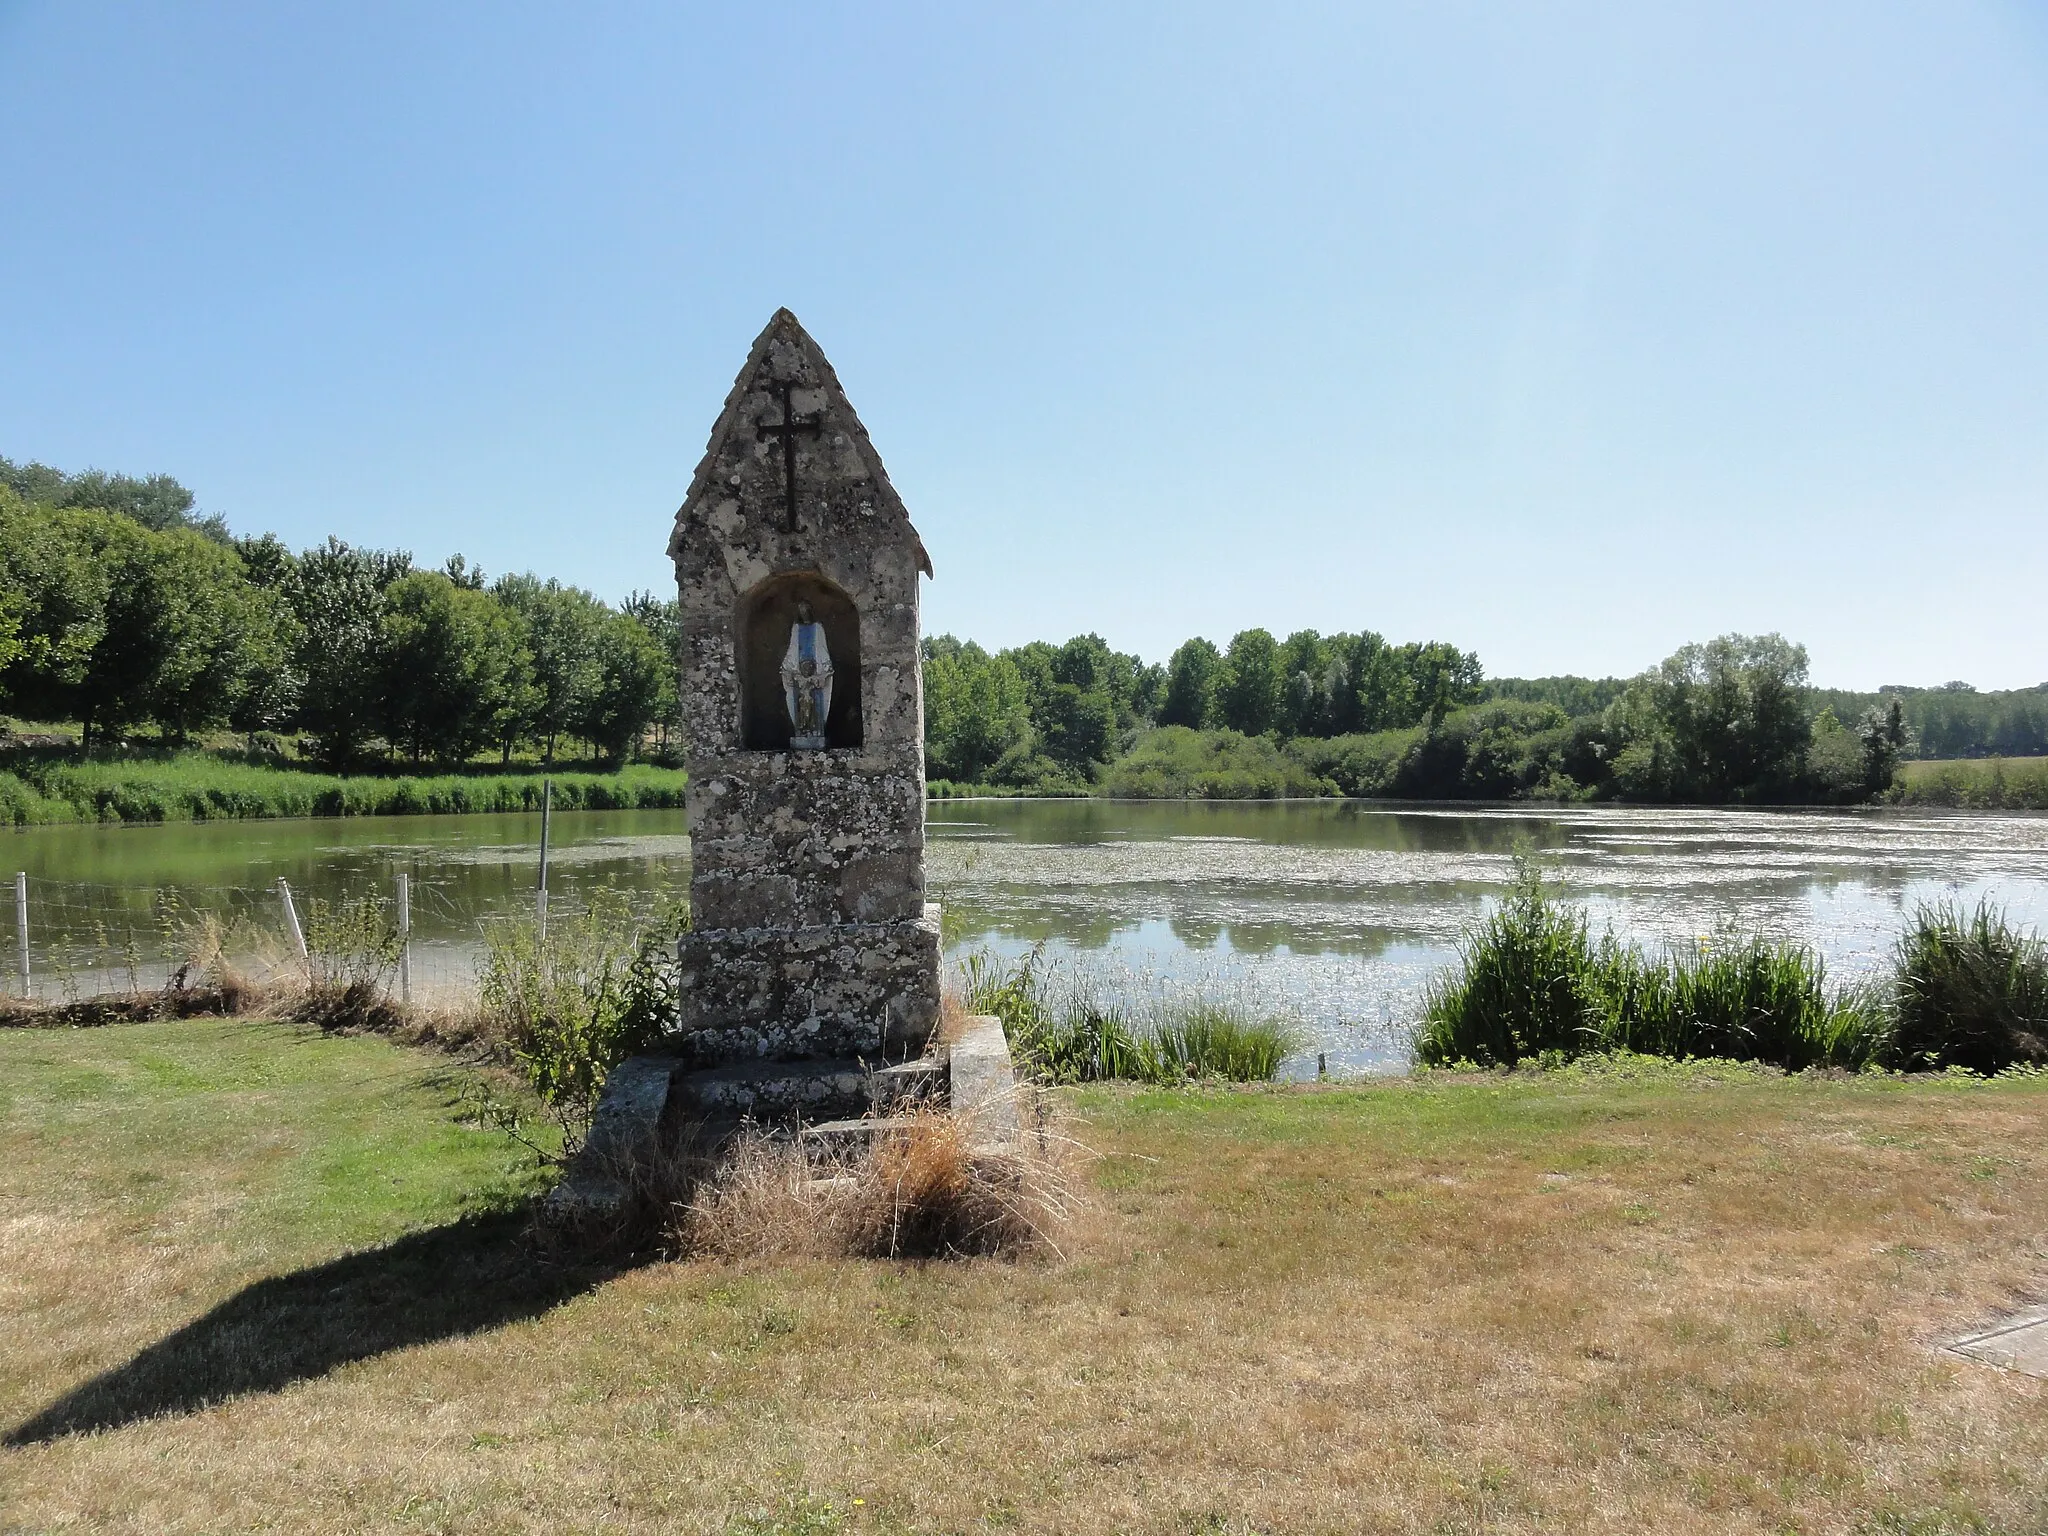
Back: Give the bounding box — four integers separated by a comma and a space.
780, 600, 834, 749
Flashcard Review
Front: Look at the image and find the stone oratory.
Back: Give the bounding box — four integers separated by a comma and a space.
560, 309, 1011, 1215
669, 307, 940, 1067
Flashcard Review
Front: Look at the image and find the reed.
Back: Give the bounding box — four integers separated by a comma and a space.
957, 947, 1299, 1083
1888, 899, 2048, 1072
1417, 861, 1885, 1069
0, 751, 688, 825
1893, 755, 2048, 810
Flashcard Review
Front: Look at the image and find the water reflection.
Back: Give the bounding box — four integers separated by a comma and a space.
8, 800, 2046, 1072
927, 800, 2048, 1072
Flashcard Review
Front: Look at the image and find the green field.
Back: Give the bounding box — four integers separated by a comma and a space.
7, 1018, 2048, 1533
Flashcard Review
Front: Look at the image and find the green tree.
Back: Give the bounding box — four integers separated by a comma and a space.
289, 538, 409, 765
496, 574, 604, 762
0, 493, 111, 720
379, 572, 524, 763
1401, 641, 1485, 728
923, 638, 1032, 782
578, 610, 668, 763
1160, 637, 1222, 728
1648, 632, 1812, 801
1278, 629, 1328, 737
621, 590, 683, 755
1218, 629, 1285, 736
1, 456, 226, 541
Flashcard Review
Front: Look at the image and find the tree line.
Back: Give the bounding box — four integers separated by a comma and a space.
930, 626, 1917, 804
921, 629, 1487, 787
1, 464, 681, 766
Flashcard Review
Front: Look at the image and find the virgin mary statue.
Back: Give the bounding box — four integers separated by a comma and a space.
779, 600, 834, 748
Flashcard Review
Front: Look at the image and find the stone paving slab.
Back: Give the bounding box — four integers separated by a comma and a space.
1943, 1307, 2048, 1377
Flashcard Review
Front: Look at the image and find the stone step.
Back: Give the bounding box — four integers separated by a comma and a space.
666, 1059, 876, 1125
867, 1054, 947, 1112
799, 1116, 914, 1154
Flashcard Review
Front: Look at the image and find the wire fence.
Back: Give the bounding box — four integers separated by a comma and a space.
3, 869, 550, 1008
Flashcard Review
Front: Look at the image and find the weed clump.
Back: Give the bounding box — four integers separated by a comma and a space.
1888, 899, 2048, 1073
1417, 859, 1883, 1070
677, 1102, 1086, 1261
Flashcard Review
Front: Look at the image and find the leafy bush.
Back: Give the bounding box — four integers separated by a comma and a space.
1887, 900, 2048, 1072
301, 894, 404, 992
478, 887, 689, 1122
1099, 726, 1332, 799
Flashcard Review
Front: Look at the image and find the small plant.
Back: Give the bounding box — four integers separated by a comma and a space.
1417, 858, 1600, 1066
1888, 900, 2048, 1073
478, 886, 688, 1136
1145, 1001, 1299, 1080
302, 894, 404, 992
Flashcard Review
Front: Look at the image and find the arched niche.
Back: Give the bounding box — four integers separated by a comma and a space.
736, 571, 863, 750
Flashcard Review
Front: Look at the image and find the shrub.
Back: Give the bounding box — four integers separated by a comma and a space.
1417, 861, 1603, 1065
478, 887, 688, 1126
1098, 726, 1333, 799
1887, 900, 2048, 1073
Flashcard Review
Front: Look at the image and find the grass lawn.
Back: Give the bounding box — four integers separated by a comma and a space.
4, 1023, 2048, 1534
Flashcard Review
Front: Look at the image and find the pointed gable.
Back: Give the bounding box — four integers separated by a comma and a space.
668, 308, 931, 578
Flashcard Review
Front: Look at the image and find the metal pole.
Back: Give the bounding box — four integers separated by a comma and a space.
536, 777, 552, 937
14, 872, 27, 1000
396, 871, 411, 1005
278, 877, 308, 959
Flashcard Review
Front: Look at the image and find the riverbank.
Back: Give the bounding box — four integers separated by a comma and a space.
1894, 755, 2048, 810
6, 1017, 2047, 1532
0, 752, 688, 825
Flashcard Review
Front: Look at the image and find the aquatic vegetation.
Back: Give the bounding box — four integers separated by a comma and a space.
1892, 755, 2048, 810
957, 945, 1298, 1083
1416, 860, 1884, 1070
1887, 899, 2048, 1072
0, 750, 688, 825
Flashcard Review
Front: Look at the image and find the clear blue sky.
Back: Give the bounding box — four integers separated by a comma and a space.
3, 3, 2044, 689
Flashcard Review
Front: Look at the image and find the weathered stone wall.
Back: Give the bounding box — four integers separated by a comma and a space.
674, 906, 941, 1064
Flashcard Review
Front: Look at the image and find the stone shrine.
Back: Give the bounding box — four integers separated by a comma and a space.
667, 307, 942, 1082
557, 309, 982, 1219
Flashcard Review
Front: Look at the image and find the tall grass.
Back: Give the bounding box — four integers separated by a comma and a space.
478, 888, 689, 1122
1417, 861, 1884, 1069
0, 751, 688, 825
1889, 899, 2048, 1072
1892, 756, 2048, 811
957, 947, 1300, 1083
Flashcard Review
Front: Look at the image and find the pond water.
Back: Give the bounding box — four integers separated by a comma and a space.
8, 801, 2047, 1072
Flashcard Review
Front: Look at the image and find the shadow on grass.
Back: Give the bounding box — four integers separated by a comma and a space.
5, 1204, 627, 1445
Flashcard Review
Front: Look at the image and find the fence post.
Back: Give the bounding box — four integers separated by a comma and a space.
396, 871, 411, 1005
13, 872, 26, 1001
536, 777, 553, 938
277, 877, 308, 960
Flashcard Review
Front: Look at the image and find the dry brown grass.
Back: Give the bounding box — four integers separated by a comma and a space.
678, 1099, 1090, 1262
5, 1026, 2048, 1534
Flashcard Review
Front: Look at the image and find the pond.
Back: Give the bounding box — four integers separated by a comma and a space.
8, 801, 2047, 1072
